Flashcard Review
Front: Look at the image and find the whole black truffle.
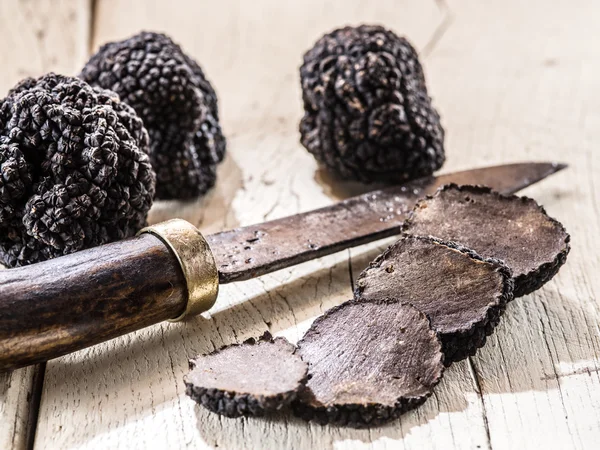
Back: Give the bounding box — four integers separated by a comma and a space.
299, 25, 445, 183
80, 32, 226, 200
0, 73, 155, 267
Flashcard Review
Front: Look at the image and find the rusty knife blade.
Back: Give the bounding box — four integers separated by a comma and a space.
207, 162, 566, 283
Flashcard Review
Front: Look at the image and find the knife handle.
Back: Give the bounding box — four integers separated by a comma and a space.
0, 219, 218, 371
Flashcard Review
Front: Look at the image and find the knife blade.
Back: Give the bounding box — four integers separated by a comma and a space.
210, 162, 566, 282
0, 161, 566, 370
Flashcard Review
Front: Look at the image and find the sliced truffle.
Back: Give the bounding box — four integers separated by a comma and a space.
299, 25, 445, 183
81, 31, 226, 200
294, 299, 444, 427
355, 235, 513, 363
403, 184, 570, 297
184, 332, 307, 418
0, 73, 155, 267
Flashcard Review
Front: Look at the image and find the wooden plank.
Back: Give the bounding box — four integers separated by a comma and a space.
428, 1, 600, 448
0, 0, 91, 89
0, 1, 91, 449
34, 1, 478, 449
32, 0, 600, 449
0, 366, 38, 450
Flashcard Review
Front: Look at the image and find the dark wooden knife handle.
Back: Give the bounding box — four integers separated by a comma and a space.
0, 234, 187, 371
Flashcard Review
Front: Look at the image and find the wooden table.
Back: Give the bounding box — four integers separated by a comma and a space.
1, 0, 599, 448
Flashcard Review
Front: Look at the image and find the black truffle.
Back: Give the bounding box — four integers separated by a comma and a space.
81, 32, 226, 200
0, 73, 155, 267
294, 299, 444, 427
299, 25, 445, 183
184, 332, 308, 418
355, 235, 514, 363
403, 184, 571, 297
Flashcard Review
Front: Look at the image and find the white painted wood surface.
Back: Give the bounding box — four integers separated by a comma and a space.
0, 367, 36, 450
1, 0, 599, 448
0, 1, 91, 449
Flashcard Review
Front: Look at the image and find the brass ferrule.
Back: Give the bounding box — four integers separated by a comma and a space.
137, 219, 219, 321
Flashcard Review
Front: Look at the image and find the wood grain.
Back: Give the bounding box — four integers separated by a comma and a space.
0, 366, 38, 450
424, 1, 600, 447
11, 0, 600, 448
0, 1, 91, 448
208, 163, 563, 283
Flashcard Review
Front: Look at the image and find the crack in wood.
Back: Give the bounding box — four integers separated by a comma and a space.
538, 300, 579, 448
11, 0, 599, 448
421, 0, 454, 57
468, 358, 493, 450
88, 0, 98, 54
25, 363, 45, 450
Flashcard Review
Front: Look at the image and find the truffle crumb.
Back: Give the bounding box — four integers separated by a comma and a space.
299, 25, 445, 183
81, 31, 226, 200
185, 332, 308, 418
294, 299, 444, 427
0, 73, 155, 267
355, 235, 514, 363
402, 184, 570, 297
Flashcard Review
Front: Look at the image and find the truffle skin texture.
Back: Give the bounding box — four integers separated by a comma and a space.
294, 299, 444, 427
403, 184, 571, 297
80, 31, 226, 200
0, 73, 155, 267
355, 235, 514, 363
299, 25, 445, 183
184, 332, 308, 418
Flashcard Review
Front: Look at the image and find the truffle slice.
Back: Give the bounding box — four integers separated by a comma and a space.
184, 332, 307, 418
81, 32, 226, 200
294, 300, 444, 427
355, 235, 513, 363
299, 25, 445, 183
402, 184, 570, 297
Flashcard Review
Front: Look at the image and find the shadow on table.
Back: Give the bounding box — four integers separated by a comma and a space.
45, 195, 596, 448
41, 248, 356, 447
191, 289, 596, 450
313, 167, 388, 201
193, 404, 432, 450
147, 153, 243, 232
192, 363, 469, 450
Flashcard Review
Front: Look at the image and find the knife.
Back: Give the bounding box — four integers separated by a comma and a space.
0, 162, 565, 371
